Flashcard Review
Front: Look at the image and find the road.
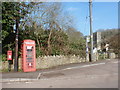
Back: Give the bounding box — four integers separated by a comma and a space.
2, 59, 119, 88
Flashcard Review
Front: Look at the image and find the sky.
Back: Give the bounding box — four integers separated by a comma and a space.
62, 2, 118, 36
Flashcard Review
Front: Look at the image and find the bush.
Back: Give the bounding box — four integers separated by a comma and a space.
36, 47, 44, 57
2, 54, 7, 62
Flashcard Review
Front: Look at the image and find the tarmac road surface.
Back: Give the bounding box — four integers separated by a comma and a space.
1, 59, 119, 88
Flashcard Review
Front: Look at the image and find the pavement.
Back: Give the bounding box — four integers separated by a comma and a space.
1, 58, 119, 88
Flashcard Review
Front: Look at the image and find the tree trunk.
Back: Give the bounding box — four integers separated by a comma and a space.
47, 29, 52, 55
37, 38, 41, 51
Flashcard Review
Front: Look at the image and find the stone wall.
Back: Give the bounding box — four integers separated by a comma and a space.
1, 53, 117, 72
36, 55, 86, 69
1, 55, 86, 71
108, 53, 116, 59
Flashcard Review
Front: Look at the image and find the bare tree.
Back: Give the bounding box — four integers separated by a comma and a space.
25, 2, 77, 55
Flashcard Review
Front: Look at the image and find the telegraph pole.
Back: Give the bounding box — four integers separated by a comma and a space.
14, 17, 19, 72
89, 0, 93, 62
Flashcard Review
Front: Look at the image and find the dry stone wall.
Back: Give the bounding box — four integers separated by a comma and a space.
36, 55, 86, 69
1, 55, 86, 71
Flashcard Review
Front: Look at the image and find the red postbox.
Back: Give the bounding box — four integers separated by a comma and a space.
7, 50, 12, 60
21, 39, 36, 72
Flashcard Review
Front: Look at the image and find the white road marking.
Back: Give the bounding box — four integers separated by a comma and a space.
37, 73, 42, 80
6, 83, 11, 84
62, 63, 105, 70
25, 82, 32, 84
3, 78, 37, 82
40, 79, 49, 80
112, 61, 118, 63
3, 62, 108, 82
37, 63, 106, 76
42, 71, 56, 74
106, 59, 111, 60
37, 72, 118, 81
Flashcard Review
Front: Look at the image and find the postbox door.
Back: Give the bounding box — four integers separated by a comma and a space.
7, 51, 12, 60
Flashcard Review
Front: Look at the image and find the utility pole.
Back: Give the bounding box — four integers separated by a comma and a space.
86, 36, 89, 62
89, 0, 93, 62
14, 17, 19, 72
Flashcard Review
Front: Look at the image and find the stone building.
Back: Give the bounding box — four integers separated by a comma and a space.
93, 32, 101, 50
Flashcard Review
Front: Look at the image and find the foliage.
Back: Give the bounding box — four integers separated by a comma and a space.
97, 29, 119, 54
50, 30, 69, 55
2, 54, 7, 62
107, 33, 120, 54
98, 29, 118, 43
2, 2, 86, 61
2, 2, 40, 54
65, 27, 86, 57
